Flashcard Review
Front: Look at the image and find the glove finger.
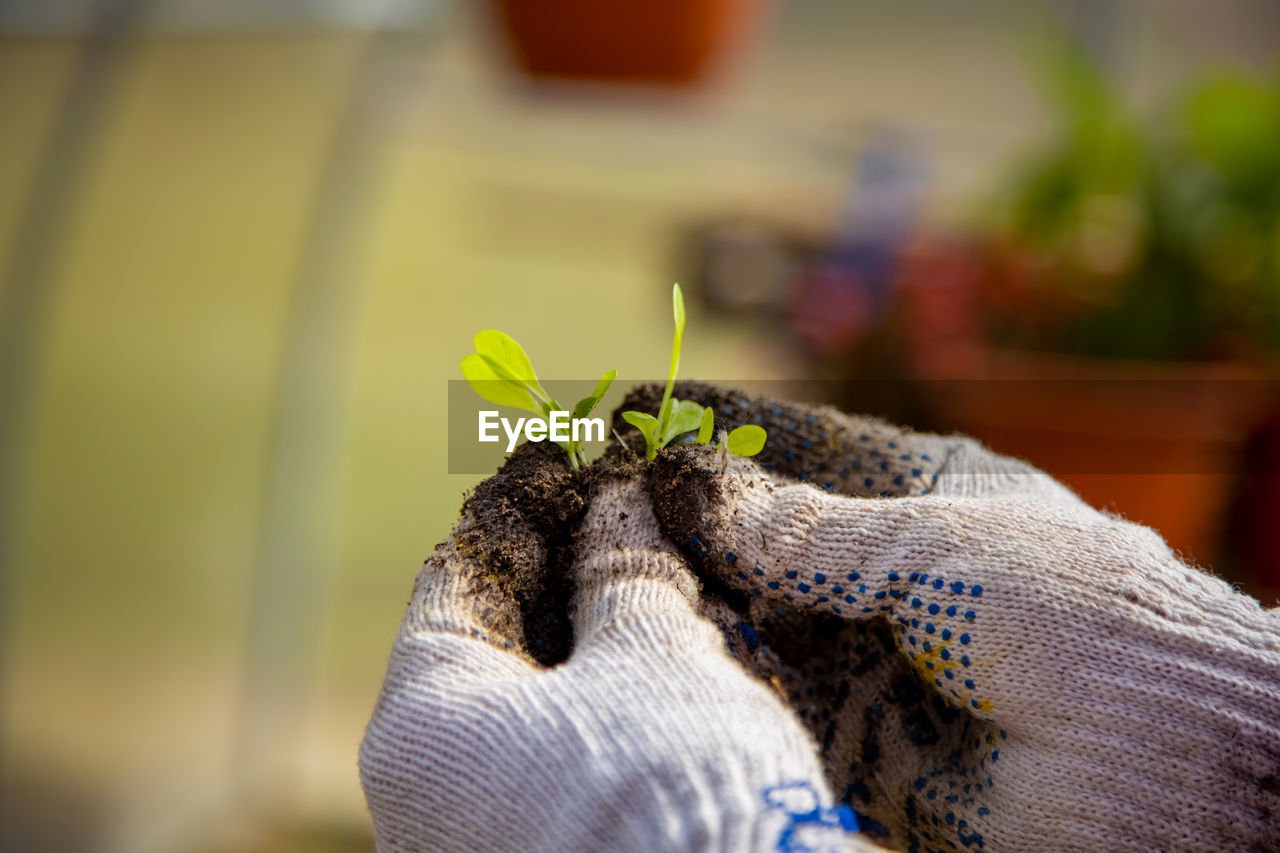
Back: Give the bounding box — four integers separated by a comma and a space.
613, 381, 954, 498
656, 444, 1232, 732
406, 441, 586, 666
569, 468, 721, 656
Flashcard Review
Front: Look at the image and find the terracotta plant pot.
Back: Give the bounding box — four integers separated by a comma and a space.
489, 0, 757, 85
926, 351, 1272, 571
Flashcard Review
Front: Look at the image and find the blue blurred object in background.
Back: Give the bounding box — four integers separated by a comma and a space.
785, 131, 929, 356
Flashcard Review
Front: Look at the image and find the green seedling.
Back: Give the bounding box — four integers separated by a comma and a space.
622, 284, 767, 460
461, 329, 615, 471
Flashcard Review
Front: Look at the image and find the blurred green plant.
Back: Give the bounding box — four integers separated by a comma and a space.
992, 48, 1280, 360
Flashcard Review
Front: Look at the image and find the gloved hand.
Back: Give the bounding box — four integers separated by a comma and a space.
635, 383, 1280, 852
359, 443, 874, 852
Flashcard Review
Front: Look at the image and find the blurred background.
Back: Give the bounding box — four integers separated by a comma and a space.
2, 1, 1278, 850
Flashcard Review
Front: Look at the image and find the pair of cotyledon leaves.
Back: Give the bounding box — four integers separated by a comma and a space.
461, 329, 616, 424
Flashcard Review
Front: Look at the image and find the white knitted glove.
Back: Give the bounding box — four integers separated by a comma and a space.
644, 390, 1280, 852
359, 446, 875, 853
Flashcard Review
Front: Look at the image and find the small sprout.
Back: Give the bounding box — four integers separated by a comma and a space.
463, 283, 766, 469
461, 329, 615, 471
622, 284, 767, 460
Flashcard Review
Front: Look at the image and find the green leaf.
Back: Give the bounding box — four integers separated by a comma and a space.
473, 329, 551, 403
672, 282, 686, 336
1187, 75, 1280, 189
622, 410, 659, 459
571, 369, 617, 420
727, 424, 767, 457
696, 406, 714, 444
460, 353, 541, 413
660, 398, 706, 447
656, 284, 686, 441
473, 329, 534, 379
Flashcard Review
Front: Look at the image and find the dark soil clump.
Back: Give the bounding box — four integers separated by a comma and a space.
457, 441, 587, 666
454, 440, 656, 666
649, 444, 731, 569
